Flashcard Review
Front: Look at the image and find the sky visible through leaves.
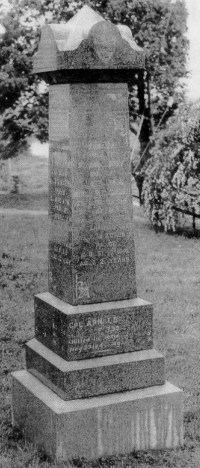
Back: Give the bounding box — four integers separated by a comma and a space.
0, 0, 199, 101
184, 0, 200, 100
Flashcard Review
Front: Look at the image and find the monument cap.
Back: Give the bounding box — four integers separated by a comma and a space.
33, 5, 145, 79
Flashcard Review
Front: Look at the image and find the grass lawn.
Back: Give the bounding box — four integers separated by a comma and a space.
0, 153, 48, 211
1, 204, 200, 467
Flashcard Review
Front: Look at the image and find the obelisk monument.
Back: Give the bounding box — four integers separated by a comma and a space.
12, 6, 183, 461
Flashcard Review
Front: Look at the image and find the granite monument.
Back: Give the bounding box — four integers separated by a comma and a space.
12, 6, 183, 461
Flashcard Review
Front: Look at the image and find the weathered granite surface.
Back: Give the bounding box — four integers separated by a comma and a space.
35, 293, 153, 360
12, 371, 184, 461
48, 82, 137, 305
33, 6, 145, 76
12, 6, 184, 461
25, 338, 165, 400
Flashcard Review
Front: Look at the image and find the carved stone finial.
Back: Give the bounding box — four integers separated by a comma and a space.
89, 21, 120, 64
33, 5, 145, 75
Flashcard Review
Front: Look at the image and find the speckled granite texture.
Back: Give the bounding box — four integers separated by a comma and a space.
25, 338, 165, 400
12, 371, 184, 461
12, 6, 184, 460
48, 83, 137, 305
35, 293, 153, 360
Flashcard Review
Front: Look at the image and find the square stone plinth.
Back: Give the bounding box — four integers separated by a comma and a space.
25, 338, 165, 400
12, 371, 184, 461
35, 293, 153, 360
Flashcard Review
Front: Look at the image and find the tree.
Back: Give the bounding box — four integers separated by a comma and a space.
142, 101, 200, 232
0, 0, 189, 159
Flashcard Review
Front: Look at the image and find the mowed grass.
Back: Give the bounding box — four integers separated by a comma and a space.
6, 153, 48, 195
1, 204, 200, 467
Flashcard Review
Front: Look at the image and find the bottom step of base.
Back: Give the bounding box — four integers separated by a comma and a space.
12, 370, 183, 461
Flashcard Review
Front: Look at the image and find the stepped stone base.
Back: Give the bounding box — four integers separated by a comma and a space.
25, 338, 165, 400
12, 370, 184, 461
35, 293, 153, 360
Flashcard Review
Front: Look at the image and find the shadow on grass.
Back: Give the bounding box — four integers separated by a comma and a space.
148, 222, 200, 239
0, 193, 48, 211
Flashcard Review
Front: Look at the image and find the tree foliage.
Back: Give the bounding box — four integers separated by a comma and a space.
142, 101, 200, 232
0, 0, 188, 158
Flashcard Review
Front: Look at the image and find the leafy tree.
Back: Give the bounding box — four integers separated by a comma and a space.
0, 0, 188, 159
142, 101, 200, 232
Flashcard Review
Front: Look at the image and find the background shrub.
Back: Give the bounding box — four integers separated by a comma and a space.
142, 101, 200, 232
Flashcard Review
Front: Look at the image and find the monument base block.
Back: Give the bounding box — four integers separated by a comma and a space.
12, 370, 184, 461
25, 338, 165, 400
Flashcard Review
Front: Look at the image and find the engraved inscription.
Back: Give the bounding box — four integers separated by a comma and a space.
67, 306, 152, 355
73, 230, 133, 269
35, 299, 153, 360
49, 142, 72, 221
48, 83, 137, 304
49, 84, 70, 141
49, 241, 72, 265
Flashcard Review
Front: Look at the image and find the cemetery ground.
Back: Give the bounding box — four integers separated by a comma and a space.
1, 161, 200, 466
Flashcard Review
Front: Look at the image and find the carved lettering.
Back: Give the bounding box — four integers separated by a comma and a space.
48, 83, 136, 304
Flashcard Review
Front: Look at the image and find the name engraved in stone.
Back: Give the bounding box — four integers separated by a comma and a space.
73, 117, 129, 148
50, 190, 71, 220
73, 193, 130, 206
49, 241, 72, 264
50, 141, 71, 153
71, 84, 128, 111
77, 245, 131, 268
66, 309, 150, 355
49, 85, 70, 141
48, 239, 72, 297
73, 228, 133, 268
73, 170, 130, 206
47, 82, 137, 303
35, 301, 152, 358
49, 144, 72, 220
